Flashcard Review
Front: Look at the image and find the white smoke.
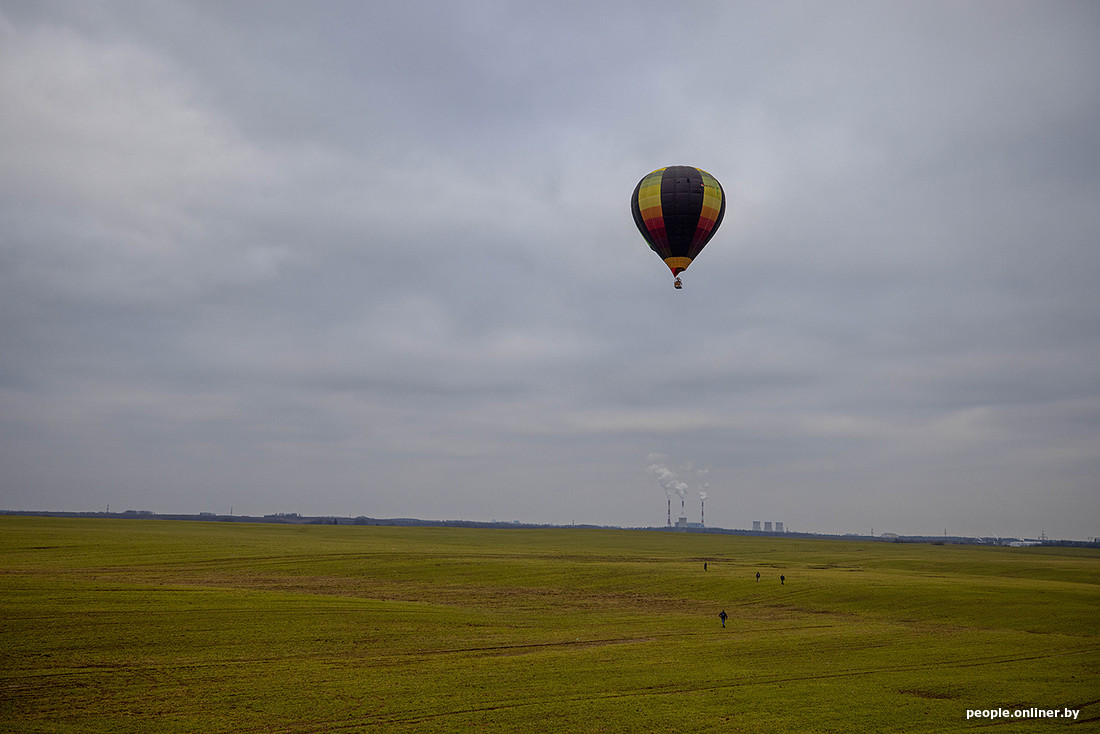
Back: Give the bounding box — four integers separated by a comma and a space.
695, 466, 710, 501
647, 461, 688, 499
648, 456, 713, 525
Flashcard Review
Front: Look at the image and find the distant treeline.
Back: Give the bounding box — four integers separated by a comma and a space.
1, 510, 1095, 547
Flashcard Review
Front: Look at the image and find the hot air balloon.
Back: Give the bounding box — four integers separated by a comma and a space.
630, 166, 725, 289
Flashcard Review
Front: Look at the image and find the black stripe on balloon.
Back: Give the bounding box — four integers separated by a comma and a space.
659, 166, 706, 259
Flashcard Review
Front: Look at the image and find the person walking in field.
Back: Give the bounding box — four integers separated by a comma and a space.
780, 575, 785, 585
719, 610, 728, 628
755, 572, 760, 582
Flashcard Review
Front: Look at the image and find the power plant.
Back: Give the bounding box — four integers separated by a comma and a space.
752, 520, 786, 533
666, 493, 710, 530
653, 460, 793, 532
649, 458, 708, 530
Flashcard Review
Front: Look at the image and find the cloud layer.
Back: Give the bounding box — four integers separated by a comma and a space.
3, 2, 1099, 538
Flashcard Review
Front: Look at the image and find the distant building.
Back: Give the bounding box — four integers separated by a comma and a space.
753, 521, 761, 531
775, 522, 784, 533
764, 521, 773, 532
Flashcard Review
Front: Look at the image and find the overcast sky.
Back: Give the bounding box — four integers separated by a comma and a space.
2, 1, 1098, 539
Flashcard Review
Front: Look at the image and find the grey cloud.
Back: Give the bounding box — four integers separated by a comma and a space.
2, 2, 1098, 537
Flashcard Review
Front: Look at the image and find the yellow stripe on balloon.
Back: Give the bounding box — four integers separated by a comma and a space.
698, 169, 723, 223
637, 168, 665, 222
664, 256, 693, 273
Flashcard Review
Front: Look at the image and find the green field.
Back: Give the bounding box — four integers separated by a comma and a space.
1, 517, 1097, 732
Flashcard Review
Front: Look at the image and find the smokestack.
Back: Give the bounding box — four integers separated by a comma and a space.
649, 459, 680, 528
701, 498, 705, 528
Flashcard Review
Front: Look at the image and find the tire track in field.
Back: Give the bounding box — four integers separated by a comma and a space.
0, 621, 849, 694
384, 635, 658, 658
0, 622, 847, 696
255, 645, 1100, 732
362, 622, 843, 662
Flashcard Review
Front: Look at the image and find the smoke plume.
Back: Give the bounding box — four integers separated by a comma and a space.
647, 461, 688, 499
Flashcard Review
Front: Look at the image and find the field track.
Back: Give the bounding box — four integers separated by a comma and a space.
2, 517, 1097, 733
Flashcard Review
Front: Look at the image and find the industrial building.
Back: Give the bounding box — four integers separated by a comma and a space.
752, 520, 786, 533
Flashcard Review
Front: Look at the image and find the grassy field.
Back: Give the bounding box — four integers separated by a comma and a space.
1, 517, 1097, 732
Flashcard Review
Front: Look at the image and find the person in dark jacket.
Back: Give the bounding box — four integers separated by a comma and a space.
718, 610, 728, 627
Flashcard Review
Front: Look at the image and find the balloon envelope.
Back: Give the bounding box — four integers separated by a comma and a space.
630, 166, 725, 276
